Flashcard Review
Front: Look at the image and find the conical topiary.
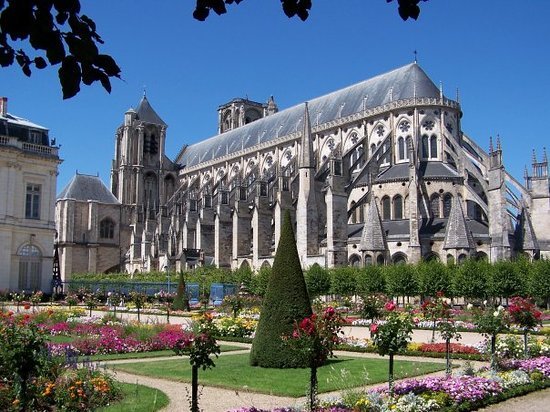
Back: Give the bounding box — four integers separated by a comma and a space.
250, 210, 312, 368
172, 271, 189, 311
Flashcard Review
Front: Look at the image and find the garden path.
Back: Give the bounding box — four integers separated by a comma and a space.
104, 345, 488, 412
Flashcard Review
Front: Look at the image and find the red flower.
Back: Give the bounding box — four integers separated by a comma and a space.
324, 306, 335, 318
436, 291, 444, 298
299, 317, 315, 335
24, 303, 31, 310
370, 323, 379, 334
384, 301, 396, 312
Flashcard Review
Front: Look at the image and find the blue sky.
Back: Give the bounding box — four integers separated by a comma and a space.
3, 0, 549, 192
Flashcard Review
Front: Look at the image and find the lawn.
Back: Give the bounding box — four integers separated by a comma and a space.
112, 353, 445, 397
96, 382, 169, 412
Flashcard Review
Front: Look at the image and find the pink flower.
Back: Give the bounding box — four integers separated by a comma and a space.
384, 301, 396, 312
370, 323, 378, 334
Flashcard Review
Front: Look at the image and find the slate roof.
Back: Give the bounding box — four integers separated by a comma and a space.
0, 112, 48, 131
359, 199, 387, 251
135, 96, 166, 126
374, 162, 460, 183
176, 63, 441, 168
443, 194, 475, 249
57, 174, 119, 204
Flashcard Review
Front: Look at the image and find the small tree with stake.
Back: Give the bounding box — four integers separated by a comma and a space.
284, 307, 342, 411
172, 271, 190, 312
370, 301, 413, 394
471, 303, 510, 371
507, 296, 542, 358
173, 313, 220, 412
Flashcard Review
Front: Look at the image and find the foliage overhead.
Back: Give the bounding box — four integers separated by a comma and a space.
192, 0, 428, 22
1, 0, 426, 98
0, 0, 121, 99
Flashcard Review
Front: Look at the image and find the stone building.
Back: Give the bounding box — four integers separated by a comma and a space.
63, 63, 550, 276
55, 174, 122, 278
0, 97, 61, 291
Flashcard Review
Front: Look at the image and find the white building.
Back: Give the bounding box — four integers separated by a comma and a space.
0, 97, 61, 292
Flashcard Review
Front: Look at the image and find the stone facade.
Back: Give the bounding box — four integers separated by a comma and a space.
0, 97, 61, 291
64, 63, 550, 276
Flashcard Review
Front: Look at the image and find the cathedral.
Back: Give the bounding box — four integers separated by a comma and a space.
55, 63, 550, 279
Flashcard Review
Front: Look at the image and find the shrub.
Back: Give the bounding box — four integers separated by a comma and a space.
305, 263, 331, 299
172, 271, 190, 311
250, 210, 312, 368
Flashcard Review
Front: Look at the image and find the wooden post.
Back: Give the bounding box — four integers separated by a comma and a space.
309, 365, 318, 411
445, 338, 451, 377
389, 353, 395, 395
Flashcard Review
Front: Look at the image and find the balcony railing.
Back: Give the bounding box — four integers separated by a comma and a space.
0, 135, 59, 156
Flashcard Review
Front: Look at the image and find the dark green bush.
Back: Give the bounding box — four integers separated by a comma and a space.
250, 210, 312, 368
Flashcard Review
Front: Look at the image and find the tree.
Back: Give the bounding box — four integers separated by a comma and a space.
451, 258, 489, 301
488, 260, 526, 304
415, 260, 451, 300
172, 271, 190, 311
305, 263, 331, 299
529, 259, 550, 309
356, 265, 385, 296
1, 1, 426, 98
250, 210, 312, 368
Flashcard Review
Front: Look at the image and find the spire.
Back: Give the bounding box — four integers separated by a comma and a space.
359, 198, 387, 252
135, 94, 166, 126
543, 147, 548, 163
266, 95, 278, 115
496, 134, 501, 151
456, 87, 460, 103
443, 193, 474, 250
439, 81, 443, 99
300, 102, 314, 168
532, 149, 537, 164
489, 136, 494, 153
413, 49, 418, 64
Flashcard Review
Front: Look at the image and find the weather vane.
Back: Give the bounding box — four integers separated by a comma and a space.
413, 50, 418, 63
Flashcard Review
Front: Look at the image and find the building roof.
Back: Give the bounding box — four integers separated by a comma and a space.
57, 174, 119, 204
359, 198, 387, 251
0, 112, 48, 131
443, 194, 475, 249
374, 162, 460, 183
176, 63, 442, 168
135, 95, 166, 126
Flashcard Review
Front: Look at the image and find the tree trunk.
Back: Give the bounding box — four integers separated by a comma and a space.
309, 365, 318, 412
523, 329, 529, 359
389, 353, 395, 395
490, 334, 497, 371
445, 337, 451, 377
191, 365, 199, 412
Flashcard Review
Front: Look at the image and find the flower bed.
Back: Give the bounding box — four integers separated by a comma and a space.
230, 357, 550, 412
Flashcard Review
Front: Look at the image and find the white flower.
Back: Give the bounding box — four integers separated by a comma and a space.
467, 303, 473, 310
483, 300, 488, 305
498, 305, 504, 312
493, 311, 499, 317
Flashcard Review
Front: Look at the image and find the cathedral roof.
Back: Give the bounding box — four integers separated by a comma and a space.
176, 63, 441, 168
135, 95, 166, 126
373, 162, 460, 183
57, 174, 119, 204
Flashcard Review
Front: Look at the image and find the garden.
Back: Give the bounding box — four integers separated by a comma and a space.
1, 215, 549, 410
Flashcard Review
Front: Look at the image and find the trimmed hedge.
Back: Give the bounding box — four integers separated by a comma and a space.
249, 210, 312, 368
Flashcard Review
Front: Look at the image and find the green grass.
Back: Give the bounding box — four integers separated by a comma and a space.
111, 353, 445, 397
96, 382, 169, 412
81, 344, 245, 362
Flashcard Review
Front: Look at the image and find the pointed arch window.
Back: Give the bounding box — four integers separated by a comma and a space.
430, 135, 438, 158
393, 195, 403, 220
357, 203, 364, 223
397, 137, 405, 160
370, 143, 376, 156
422, 135, 429, 158
430, 194, 440, 218
443, 193, 453, 218
382, 196, 391, 220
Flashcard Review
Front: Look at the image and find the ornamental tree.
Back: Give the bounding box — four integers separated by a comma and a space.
250, 210, 313, 368
508, 296, 542, 358
471, 303, 510, 370
173, 313, 220, 412
284, 307, 343, 411
370, 300, 414, 393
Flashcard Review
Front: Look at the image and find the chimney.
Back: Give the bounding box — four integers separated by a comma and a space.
0, 97, 7, 117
